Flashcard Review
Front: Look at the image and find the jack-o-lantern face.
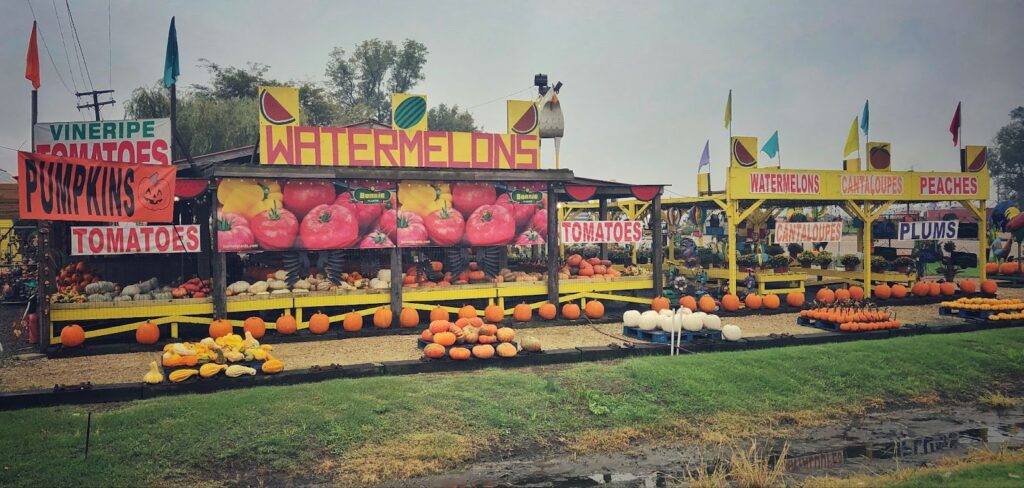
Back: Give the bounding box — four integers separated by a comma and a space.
138, 171, 171, 212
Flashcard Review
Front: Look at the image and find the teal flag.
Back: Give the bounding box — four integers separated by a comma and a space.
761, 130, 779, 158
860, 100, 869, 135
163, 17, 179, 88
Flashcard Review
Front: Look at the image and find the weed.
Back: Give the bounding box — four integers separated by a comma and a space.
978, 391, 1019, 409
729, 440, 789, 488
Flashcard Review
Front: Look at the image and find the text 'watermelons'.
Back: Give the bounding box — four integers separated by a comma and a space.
260, 90, 296, 125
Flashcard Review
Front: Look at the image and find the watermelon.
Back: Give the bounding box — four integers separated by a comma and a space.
967, 149, 986, 172
732, 139, 756, 167
511, 105, 539, 134
393, 96, 427, 129
869, 145, 891, 170
260, 90, 296, 125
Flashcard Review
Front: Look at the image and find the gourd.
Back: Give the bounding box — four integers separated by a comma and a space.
247, 281, 269, 294
623, 310, 641, 327
199, 363, 227, 378
496, 327, 516, 342
638, 311, 659, 331
224, 350, 245, 362
293, 279, 311, 290
682, 314, 703, 332
134, 293, 153, 301
268, 279, 288, 290
703, 314, 722, 331
225, 365, 257, 377
87, 293, 113, 302
274, 270, 288, 281
151, 291, 173, 300
85, 281, 115, 294
114, 295, 133, 302
121, 284, 142, 297
376, 269, 392, 283
142, 361, 163, 384
169, 369, 199, 383
229, 281, 251, 294
243, 331, 260, 349
199, 337, 217, 350
172, 343, 196, 356
261, 358, 284, 374
521, 336, 542, 352
659, 314, 679, 332
251, 348, 268, 361
496, 342, 518, 358
722, 324, 742, 341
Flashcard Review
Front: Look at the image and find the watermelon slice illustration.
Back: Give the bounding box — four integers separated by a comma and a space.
511, 105, 539, 134
393, 96, 427, 129
732, 139, 756, 167
869, 145, 891, 170
967, 149, 986, 172
260, 90, 296, 125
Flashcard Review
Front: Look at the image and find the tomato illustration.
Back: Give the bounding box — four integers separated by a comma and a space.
424, 207, 465, 246
395, 210, 429, 247
496, 193, 545, 230
216, 211, 255, 251
451, 183, 496, 217
531, 209, 548, 235
335, 191, 393, 232
358, 230, 394, 248
514, 229, 545, 245
283, 180, 336, 219
299, 204, 360, 250
250, 205, 299, 250
378, 209, 397, 241
465, 205, 515, 246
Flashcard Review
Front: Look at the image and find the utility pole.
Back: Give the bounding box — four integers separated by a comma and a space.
76, 89, 115, 121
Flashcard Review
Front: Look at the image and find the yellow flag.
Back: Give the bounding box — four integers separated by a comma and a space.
724, 90, 732, 129
843, 116, 859, 158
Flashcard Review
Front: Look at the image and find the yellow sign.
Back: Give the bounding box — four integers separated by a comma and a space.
843, 158, 862, 172
507, 100, 539, 135
391, 94, 428, 132
866, 142, 891, 171
961, 145, 987, 173
730, 136, 758, 168
697, 173, 711, 195
258, 86, 300, 126
727, 167, 989, 201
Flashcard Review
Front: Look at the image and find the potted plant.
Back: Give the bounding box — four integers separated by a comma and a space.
767, 243, 785, 256
797, 250, 816, 268
840, 254, 861, 271
736, 254, 756, 269
770, 254, 791, 273
789, 212, 808, 223
892, 256, 916, 274
815, 251, 834, 269
871, 256, 889, 273
787, 243, 804, 259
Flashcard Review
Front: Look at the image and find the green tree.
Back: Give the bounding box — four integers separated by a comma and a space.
989, 107, 1024, 204
326, 39, 429, 122
428, 104, 478, 132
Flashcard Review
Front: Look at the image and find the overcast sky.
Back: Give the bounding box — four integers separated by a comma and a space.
1, 0, 1022, 196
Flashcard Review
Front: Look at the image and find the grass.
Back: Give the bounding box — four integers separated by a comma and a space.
889, 461, 1024, 487
978, 391, 1019, 409
803, 447, 1024, 488
2, 327, 1024, 487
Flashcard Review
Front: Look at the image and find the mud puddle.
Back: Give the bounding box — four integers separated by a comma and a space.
380, 404, 1024, 488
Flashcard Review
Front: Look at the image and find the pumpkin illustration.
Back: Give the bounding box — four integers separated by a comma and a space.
135, 320, 160, 345
60, 324, 85, 348
138, 170, 171, 212
308, 312, 330, 334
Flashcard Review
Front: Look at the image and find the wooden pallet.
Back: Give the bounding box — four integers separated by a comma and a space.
938, 307, 994, 321
622, 326, 721, 344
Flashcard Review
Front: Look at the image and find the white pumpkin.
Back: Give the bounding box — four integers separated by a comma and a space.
658, 308, 674, 317
692, 312, 707, 322
623, 310, 641, 327
638, 311, 660, 331
670, 313, 685, 332
657, 314, 676, 331
722, 324, 742, 341
703, 314, 723, 331
682, 313, 703, 332
677, 307, 693, 315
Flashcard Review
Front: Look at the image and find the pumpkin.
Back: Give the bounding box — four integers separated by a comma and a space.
399, 307, 419, 328
426, 320, 447, 334
495, 327, 516, 342
463, 327, 479, 344
786, 292, 805, 308
939, 282, 956, 296
496, 342, 518, 358
468, 317, 484, 327
911, 281, 929, 297
309, 312, 330, 334
472, 344, 495, 359
562, 303, 581, 320
698, 295, 717, 313
521, 336, 542, 352
834, 288, 851, 301
815, 288, 836, 304
276, 311, 297, 335
538, 303, 557, 320
142, 361, 163, 384
135, 320, 160, 345
513, 303, 532, 322
458, 305, 477, 319
662, 313, 682, 332
703, 314, 723, 331
981, 279, 998, 294
985, 262, 999, 275
477, 334, 497, 344
1000, 261, 1020, 275
679, 296, 698, 311
891, 284, 908, 298
449, 347, 471, 360
209, 319, 232, 339
262, 358, 284, 374
874, 283, 892, 300
652, 296, 671, 312
424, 343, 446, 359
484, 304, 504, 323
659, 308, 674, 317
430, 306, 449, 322
567, 254, 584, 266
959, 279, 977, 294
762, 294, 781, 310
479, 323, 498, 336
433, 331, 457, 346
848, 286, 865, 301
744, 294, 763, 310
623, 310, 641, 326
243, 317, 266, 339
722, 324, 742, 341
343, 312, 363, 332
420, 329, 434, 342
373, 307, 393, 328
927, 282, 941, 297
720, 294, 740, 312
681, 313, 702, 332
584, 300, 605, 319
638, 311, 659, 330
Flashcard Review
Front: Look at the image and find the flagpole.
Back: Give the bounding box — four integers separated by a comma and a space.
777, 132, 781, 168
959, 103, 963, 150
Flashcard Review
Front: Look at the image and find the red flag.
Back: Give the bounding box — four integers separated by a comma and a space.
25, 21, 40, 90
949, 101, 961, 146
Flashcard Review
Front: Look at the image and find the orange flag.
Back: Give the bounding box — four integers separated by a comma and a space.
25, 21, 40, 90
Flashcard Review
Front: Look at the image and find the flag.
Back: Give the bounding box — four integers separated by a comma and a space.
698, 140, 711, 173
761, 131, 779, 159
163, 17, 180, 88
724, 89, 732, 129
25, 21, 40, 90
843, 116, 860, 158
860, 100, 869, 135
949, 101, 961, 146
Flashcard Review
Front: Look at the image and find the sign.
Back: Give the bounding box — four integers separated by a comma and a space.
897, 221, 959, 241
961, 145, 987, 173
728, 167, 988, 201
392, 94, 428, 132
840, 174, 904, 196
18, 152, 176, 223
560, 220, 644, 244
71, 225, 200, 256
730, 136, 758, 168
507, 100, 539, 135
259, 125, 540, 169
258, 86, 299, 126
774, 222, 843, 243
749, 173, 821, 194
867, 142, 891, 171
33, 118, 171, 165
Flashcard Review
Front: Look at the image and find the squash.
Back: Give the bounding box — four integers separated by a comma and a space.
472, 344, 495, 359
243, 330, 260, 349
477, 334, 497, 345
262, 358, 284, 374
703, 314, 722, 331
538, 303, 557, 320
169, 369, 199, 383
496, 342, 518, 358
247, 281, 269, 294
479, 323, 498, 336
722, 324, 742, 341
225, 365, 257, 377
172, 343, 196, 356
343, 312, 363, 332
496, 327, 516, 343
276, 311, 297, 335
430, 306, 449, 322
199, 363, 227, 378
224, 350, 245, 362
638, 311, 659, 331
424, 343, 446, 359
448, 347, 471, 360
484, 304, 504, 323
142, 361, 163, 384
399, 307, 419, 328
209, 319, 232, 339
562, 303, 581, 320
373, 307, 393, 328
520, 336, 542, 352
60, 324, 85, 348
623, 310, 641, 327
429, 320, 452, 334
681, 313, 703, 332
651, 296, 671, 312
243, 317, 266, 339
136, 320, 160, 345
251, 349, 268, 361
584, 300, 605, 319
513, 303, 532, 322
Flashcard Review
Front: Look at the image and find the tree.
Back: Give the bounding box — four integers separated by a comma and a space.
428, 104, 478, 132
326, 39, 429, 122
990, 107, 1024, 204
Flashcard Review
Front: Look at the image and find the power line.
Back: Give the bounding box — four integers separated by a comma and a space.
50, 0, 82, 92
464, 86, 535, 111
65, 0, 95, 92
106, 0, 112, 88
24, 0, 75, 95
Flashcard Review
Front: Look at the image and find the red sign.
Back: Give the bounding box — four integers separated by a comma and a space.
840, 174, 904, 195
774, 222, 843, 243
18, 152, 176, 223
560, 220, 644, 244
749, 173, 820, 194
71, 225, 201, 256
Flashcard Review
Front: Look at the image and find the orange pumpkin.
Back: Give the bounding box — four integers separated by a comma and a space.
433, 331, 457, 346
981, 279, 998, 294
429, 320, 450, 334
720, 294, 740, 312
927, 282, 941, 297
911, 281, 929, 297
985, 262, 999, 275
651, 296, 671, 312
578, 266, 595, 277
562, 303, 582, 319
785, 292, 805, 308
430, 306, 449, 322
815, 288, 836, 304
449, 347, 471, 360
424, 343, 446, 359
891, 284, 908, 298
209, 319, 232, 339
513, 303, 532, 322
496, 342, 518, 358
60, 324, 85, 348
468, 317, 484, 327
538, 303, 557, 320
484, 304, 504, 323
479, 323, 498, 336
472, 344, 495, 359
496, 327, 516, 342
698, 295, 717, 313
458, 305, 477, 319
135, 320, 160, 345
276, 311, 297, 335
959, 279, 977, 294
679, 295, 698, 311
373, 307, 393, 329
399, 307, 419, 328
744, 294, 763, 310
834, 288, 851, 301
584, 300, 605, 319
421, 329, 434, 341
309, 312, 330, 334
343, 312, 363, 332
243, 316, 266, 339
874, 284, 892, 300
939, 282, 956, 296
567, 254, 584, 266
848, 286, 865, 301
477, 334, 497, 344
999, 262, 1020, 275
762, 294, 781, 310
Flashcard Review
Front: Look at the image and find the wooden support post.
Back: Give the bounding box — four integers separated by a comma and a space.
727, 201, 738, 296
862, 202, 873, 298
390, 246, 402, 320
546, 185, 560, 306
197, 183, 213, 280
652, 193, 664, 297
209, 179, 227, 318
978, 199, 988, 280
598, 199, 609, 260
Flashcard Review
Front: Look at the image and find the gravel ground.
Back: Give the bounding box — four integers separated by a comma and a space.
0, 288, 1019, 393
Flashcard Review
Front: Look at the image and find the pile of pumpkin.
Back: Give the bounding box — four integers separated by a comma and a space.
986, 261, 1024, 276
559, 254, 624, 280
143, 319, 284, 384
420, 318, 541, 360
940, 297, 1024, 321
669, 292, 807, 314
623, 306, 743, 341
799, 305, 901, 332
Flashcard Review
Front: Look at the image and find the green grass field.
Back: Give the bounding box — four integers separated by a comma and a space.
891, 461, 1024, 487
2, 327, 1023, 487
